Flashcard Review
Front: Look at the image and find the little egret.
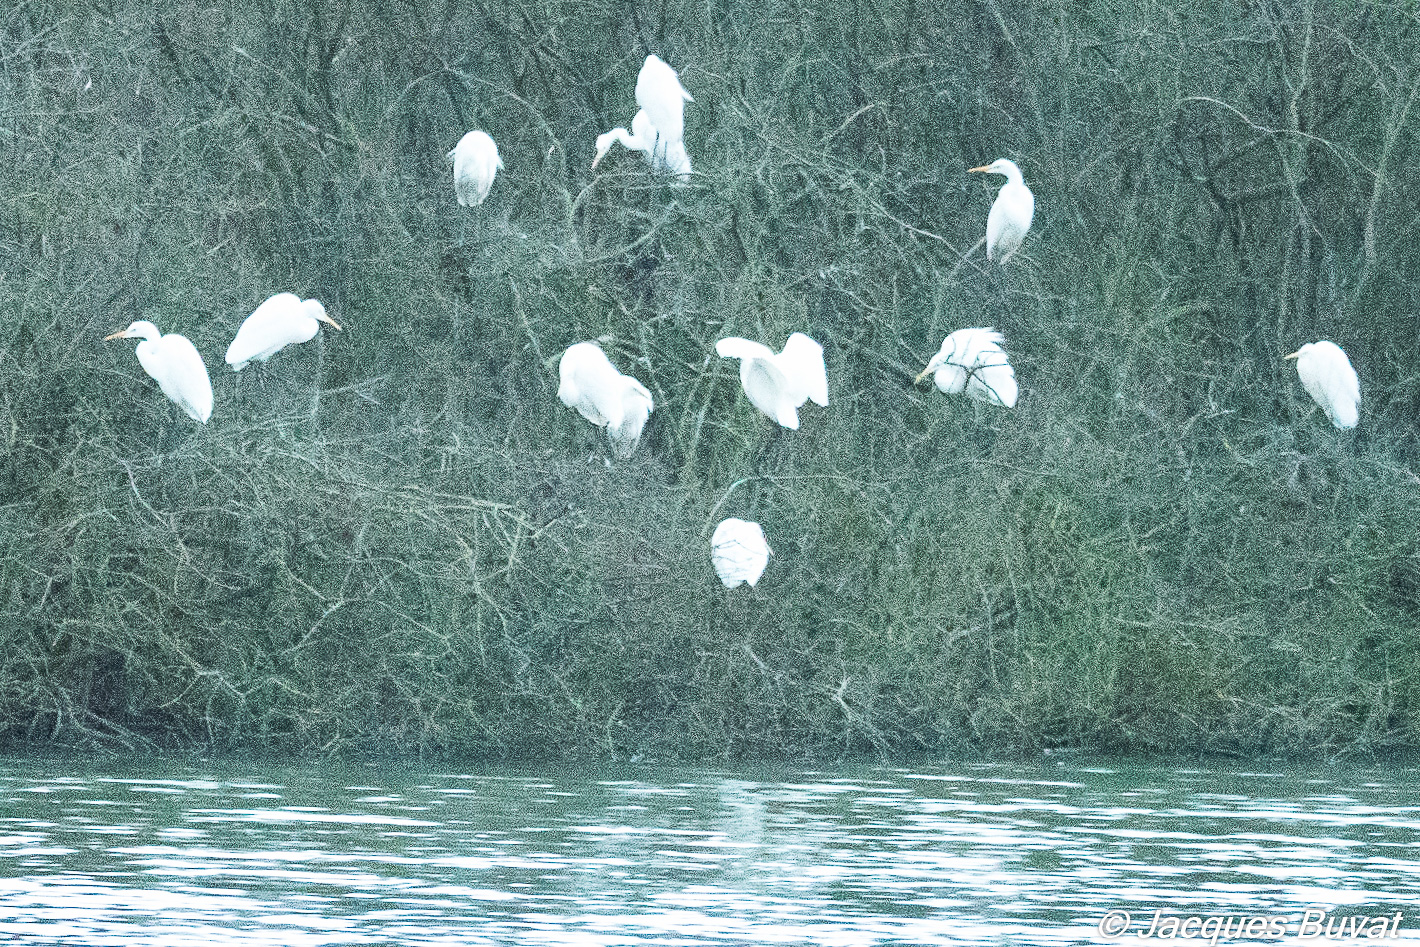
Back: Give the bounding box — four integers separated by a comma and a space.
636, 54, 693, 163
226, 293, 341, 371
104, 321, 213, 424
915, 327, 1018, 408
447, 130, 503, 207
716, 332, 828, 430
1285, 340, 1360, 429
711, 518, 770, 589
968, 158, 1034, 264
557, 341, 655, 458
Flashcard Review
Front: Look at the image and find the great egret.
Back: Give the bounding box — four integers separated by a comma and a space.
593, 109, 692, 179
226, 293, 341, 371
593, 110, 657, 170
711, 518, 770, 589
104, 321, 213, 424
914, 327, 1018, 408
1285, 340, 1360, 429
593, 108, 693, 181
592, 109, 693, 179
716, 332, 828, 430
447, 130, 503, 207
635, 54, 693, 163
968, 158, 1034, 264
557, 341, 655, 458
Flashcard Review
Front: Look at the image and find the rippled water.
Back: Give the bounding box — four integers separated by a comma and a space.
0, 755, 1416, 944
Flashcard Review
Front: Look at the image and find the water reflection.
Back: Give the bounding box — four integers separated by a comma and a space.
0, 759, 1415, 944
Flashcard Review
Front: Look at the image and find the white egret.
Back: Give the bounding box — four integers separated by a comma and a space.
968, 158, 1034, 264
635, 54, 693, 163
104, 321, 213, 424
711, 518, 770, 589
557, 341, 655, 458
447, 130, 503, 207
593, 111, 693, 181
716, 332, 828, 430
593, 109, 657, 170
226, 293, 341, 371
1285, 340, 1360, 429
914, 327, 1018, 408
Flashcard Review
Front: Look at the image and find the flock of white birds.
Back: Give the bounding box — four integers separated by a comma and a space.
103, 54, 1364, 593
104, 292, 341, 425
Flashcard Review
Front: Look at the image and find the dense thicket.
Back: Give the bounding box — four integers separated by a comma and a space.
2, 0, 1419, 760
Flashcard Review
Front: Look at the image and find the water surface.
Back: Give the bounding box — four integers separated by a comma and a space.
0, 756, 1416, 944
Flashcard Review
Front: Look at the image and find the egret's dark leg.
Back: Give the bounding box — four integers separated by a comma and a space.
991, 258, 1007, 306
249, 362, 275, 415
310, 335, 325, 421
752, 424, 777, 476
972, 406, 1002, 459
747, 423, 785, 507
229, 367, 247, 415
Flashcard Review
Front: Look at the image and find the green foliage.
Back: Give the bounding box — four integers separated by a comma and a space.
2, 0, 1419, 759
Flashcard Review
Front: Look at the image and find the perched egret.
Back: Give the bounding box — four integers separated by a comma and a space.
635, 54, 693, 162
716, 332, 828, 430
104, 321, 213, 424
593, 111, 693, 181
914, 327, 1018, 408
711, 518, 770, 589
226, 293, 341, 371
968, 158, 1034, 264
593, 110, 657, 170
1285, 340, 1360, 429
447, 130, 503, 207
557, 341, 655, 458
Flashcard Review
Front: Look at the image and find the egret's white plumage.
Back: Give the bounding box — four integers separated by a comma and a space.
711, 518, 770, 589
104, 320, 213, 424
716, 332, 828, 430
447, 130, 503, 207
635, 54, 693, 158
557, 341, 655, 458
1285, 340, 1360, 429
914, 327, 1018, 408
968, 158, 1034, 264
593, 110, 658, 170
593, 108, 693, 181
226, 293, 341, 371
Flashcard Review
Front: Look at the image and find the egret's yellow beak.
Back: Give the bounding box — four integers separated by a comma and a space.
967, 165, 991, 173
914, 367, 932, 384
1283, 350, 1302, 360
318, 313, 343, 331
103, 329, 129, 341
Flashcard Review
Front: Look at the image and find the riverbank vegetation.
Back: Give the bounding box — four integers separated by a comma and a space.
3, 0, 1419, 760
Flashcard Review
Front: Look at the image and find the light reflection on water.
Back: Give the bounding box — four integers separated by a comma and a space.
0, 758, 1415, 944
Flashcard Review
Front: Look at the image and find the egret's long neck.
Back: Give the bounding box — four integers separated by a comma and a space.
1000, 164, 1024, 187
615, 127, 651, 153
